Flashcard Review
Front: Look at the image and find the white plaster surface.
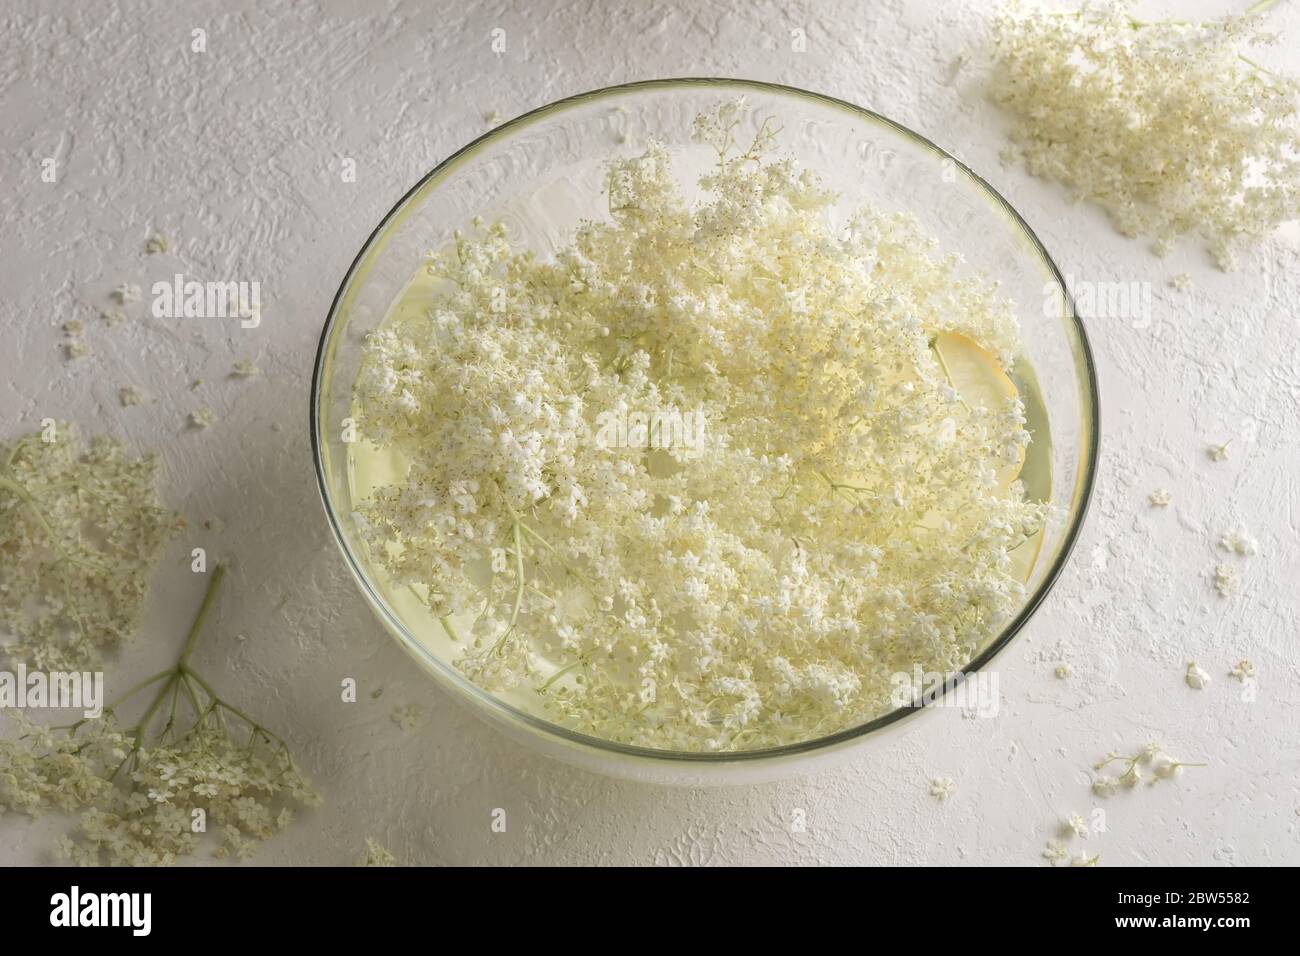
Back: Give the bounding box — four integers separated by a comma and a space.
1, 0, 1298, 866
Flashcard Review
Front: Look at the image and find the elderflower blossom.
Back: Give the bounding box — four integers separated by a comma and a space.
1213, 563, 1239, 597
0, 425, 181, 670
1218, 529, 1258, 556
992, 1, 1300, 268
351, 102, 1046, 751
0, 711, 317, 866
1228, 659, 1255, 681
1, 568, 317, 865
930, 776, 957, 801
1092, 742, 1202, 796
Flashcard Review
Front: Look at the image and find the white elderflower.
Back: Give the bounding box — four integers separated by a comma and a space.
145, 234, 170, 254
0, 424, 180, 669
930, 776, 957, 801
189, 408, 218, 429
351, 102, 1047, 751
992, 2, 1300, 268
1042, 840, 1068, 863
1185, 661, 1211, 690
391, 703, 426, 731
1092, 743, 1204, 796
112, 283, 141, 304
1228, 659, 1255, 682
1092, 776, 1118, 797
1218, 529, 1258, 556
1148, 488, 1172, 507
1213, 563, 1239, 597
231, 359, 260, 378
1168, 274, 1192, 291
1207, 440, 1232, 462
1054, 662, 1072, 679
63, 340, 89, 360
1065, 813, 1089, 838
0, 566, 318, 864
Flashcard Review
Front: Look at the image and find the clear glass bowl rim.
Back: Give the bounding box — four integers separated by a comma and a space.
310, 77, 1100, 765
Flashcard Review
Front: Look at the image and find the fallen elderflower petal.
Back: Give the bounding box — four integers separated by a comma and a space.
1213, 563, 1239, 597
1185, 661, 1211, 690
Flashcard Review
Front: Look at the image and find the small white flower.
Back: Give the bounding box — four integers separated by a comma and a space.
1228, 659, 1255, 682
1213, 564, 1238, 597
929, 776, 956, 801
391, 703, 426, 731
1218, 529, 1258, 556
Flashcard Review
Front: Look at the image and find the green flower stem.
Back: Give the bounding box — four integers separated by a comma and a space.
80, 563, 288, 755
178, 564, 226, 667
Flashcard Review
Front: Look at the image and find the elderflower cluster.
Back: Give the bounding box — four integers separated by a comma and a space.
0, 711, 318, 865
0, 425, 181, 670
1092, 742, 1202, 795
352, 102, 1045, 752
992, 1, 1300, 268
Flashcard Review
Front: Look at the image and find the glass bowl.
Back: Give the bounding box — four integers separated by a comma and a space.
310, 78, 1098, 785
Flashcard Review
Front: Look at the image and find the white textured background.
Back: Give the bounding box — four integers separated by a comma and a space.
2, 0, 1298, 866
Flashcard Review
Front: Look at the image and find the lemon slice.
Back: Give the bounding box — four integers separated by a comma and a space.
932, 331, 1024, 493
